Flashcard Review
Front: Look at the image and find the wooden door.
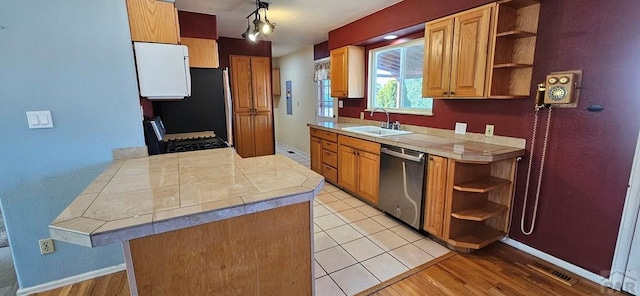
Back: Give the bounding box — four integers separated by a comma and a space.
423, 18, 454, 98
234, 112, 255, 158
251, 57, 272, 112
423, 156, 449, 238
337, 145, 357, 193
357, 151, 380, 205
126, 0, 179, 44
310, 137, 323, 174
253, 111, 274, 157
450, 7, 491, 97
230, 56, 253, 113
330, 47, 348, 97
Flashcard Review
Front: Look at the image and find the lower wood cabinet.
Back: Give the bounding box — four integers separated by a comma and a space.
422, 155, 518, 250
310, 128, 338, 184
310, 136, 323, 174
337, 135, 380, 205
423, 156, 449, 239
337, 145, 358, 193
234, 112, 274, 158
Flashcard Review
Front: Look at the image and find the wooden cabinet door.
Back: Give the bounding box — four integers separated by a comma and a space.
423, 156, 449, 238
337, 145, 357, 193
357, 151, 380, 205
253, 112, 274, 157
423, 18, 454, 98
181, 38, 219, 68
450, 7, 491, 97
234, 112, 255, 158
230, 56, 253, 113
272, 68, 281, 96
251, 57, 272, 112
310, 137, 323, 174
126, 0, 179, 44
330, 47, 348, 97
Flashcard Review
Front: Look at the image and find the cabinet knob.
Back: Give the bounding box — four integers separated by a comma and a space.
443, 91, 448, 95
429, 157, 434, 160
449, 91, 455, 95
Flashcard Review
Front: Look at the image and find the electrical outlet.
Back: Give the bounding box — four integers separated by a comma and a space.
360, 112, 364, 119
338, 100, 344, 108
485, 124, 495, 137
39, 238, 55, 255
455, 122, 467, 135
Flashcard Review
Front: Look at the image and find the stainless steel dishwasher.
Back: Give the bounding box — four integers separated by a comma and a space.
378, 145, 426, 229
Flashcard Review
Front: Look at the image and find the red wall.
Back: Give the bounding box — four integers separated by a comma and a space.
217, 37, 272, 69
332, 0, 640, 275
314, 41, 329, 60
178, 11, 217, 39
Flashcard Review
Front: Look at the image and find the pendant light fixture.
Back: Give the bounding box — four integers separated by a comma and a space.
242, 0, 275, 42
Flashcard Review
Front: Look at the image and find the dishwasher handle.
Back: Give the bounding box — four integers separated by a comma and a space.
380, 148, 425, 163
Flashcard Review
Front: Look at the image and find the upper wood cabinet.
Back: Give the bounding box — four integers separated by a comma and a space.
180, 37, 219, 68
330, 46, 365, 98
423, 4, 492, 98
126, 0, 180, 44
272, 68, 281, 96
423, 156, 449, 239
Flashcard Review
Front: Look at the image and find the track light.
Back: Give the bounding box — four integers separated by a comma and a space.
240, 0, 275, 41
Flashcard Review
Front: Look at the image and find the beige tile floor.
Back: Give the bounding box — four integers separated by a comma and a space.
276, 143, 451, 296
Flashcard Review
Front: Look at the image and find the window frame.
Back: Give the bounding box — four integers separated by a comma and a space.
366, 38, 433, 116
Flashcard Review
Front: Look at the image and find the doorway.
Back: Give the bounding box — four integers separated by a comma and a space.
0, 206, 19, 295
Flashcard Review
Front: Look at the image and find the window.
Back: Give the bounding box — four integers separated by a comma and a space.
317, 79, 335, 120
368, 39, 433, 114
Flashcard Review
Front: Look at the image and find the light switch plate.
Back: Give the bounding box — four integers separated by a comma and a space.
26, 111, 54, 129
338, 101, 344, 108
455, 122, 467, 135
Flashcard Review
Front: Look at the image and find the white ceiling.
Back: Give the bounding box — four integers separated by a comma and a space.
175, 0, 403, 58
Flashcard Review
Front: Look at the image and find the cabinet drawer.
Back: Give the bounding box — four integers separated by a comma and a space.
310, 128, 338, 142
322, 150, 338, 167
338, 135, 380, 155
322, 140, 338, 152
323, 164, 338, 184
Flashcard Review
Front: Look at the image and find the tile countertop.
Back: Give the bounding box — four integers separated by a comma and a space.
308, 122, 525, 162
49, 148, 323, 247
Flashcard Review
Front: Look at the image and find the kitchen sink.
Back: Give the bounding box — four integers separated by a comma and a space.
342, 126, 413, 137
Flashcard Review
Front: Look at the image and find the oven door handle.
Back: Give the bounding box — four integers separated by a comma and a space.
380, 148, 424, 162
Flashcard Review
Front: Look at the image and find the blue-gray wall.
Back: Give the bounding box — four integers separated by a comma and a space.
0, 0, 145, 288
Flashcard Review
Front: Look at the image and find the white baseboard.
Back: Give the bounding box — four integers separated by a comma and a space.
500, 238, 608, 285
16, 263, 126, 296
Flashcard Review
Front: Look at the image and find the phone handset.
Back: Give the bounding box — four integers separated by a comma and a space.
521, 70, 582, 235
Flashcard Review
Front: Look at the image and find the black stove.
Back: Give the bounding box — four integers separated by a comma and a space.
166, 137, 229, 153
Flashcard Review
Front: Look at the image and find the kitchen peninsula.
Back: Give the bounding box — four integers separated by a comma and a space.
49, 148, 323, 295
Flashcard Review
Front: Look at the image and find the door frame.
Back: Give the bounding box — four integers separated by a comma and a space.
609, 129, 640, 291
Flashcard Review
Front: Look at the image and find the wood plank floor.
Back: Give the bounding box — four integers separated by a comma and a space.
33, 243, 619, 296
359, 243, 621, 296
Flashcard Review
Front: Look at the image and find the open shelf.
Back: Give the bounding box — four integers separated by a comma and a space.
493, 63, 533, 69
453, 176, 511, 193
448, 224, 505, 249
496, 30, 536, 39
451, 201, 508, 221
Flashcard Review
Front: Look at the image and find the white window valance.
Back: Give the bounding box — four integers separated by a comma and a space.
314, 60, 330, 82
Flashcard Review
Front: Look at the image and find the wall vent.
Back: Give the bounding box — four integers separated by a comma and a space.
528, 262, 579, 286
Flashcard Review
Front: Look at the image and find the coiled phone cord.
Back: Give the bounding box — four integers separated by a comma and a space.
521, 105, 553, 235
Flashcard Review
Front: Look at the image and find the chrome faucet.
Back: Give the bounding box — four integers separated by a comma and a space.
370, 107, 391, 129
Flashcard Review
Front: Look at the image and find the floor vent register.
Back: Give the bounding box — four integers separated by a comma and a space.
528, 261, 579, 286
